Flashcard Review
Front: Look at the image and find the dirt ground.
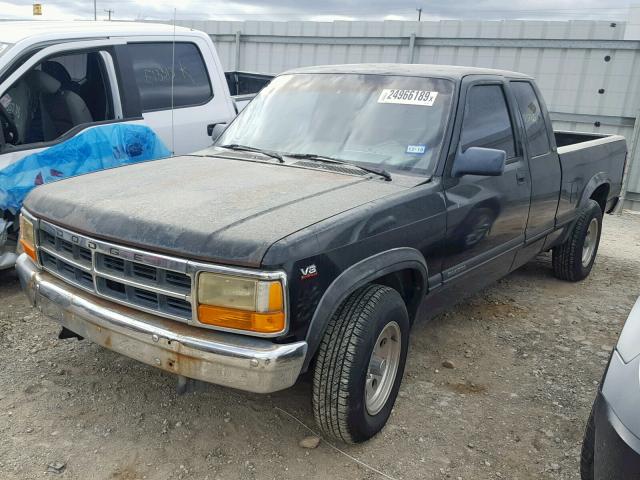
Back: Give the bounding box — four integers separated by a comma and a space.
1, 213, 639, 480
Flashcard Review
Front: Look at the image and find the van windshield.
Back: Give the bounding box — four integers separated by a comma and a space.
215, 73, 455, 176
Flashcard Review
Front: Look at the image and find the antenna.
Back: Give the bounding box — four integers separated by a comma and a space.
170, 8, 176, 155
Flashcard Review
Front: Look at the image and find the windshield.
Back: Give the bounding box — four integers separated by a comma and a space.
215, 73, 455, 176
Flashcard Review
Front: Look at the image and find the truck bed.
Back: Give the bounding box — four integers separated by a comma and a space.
554, 130, 627, 221
555, 131, 611, 148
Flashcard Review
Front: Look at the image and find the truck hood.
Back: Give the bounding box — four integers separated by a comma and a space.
24, 155, 408, 267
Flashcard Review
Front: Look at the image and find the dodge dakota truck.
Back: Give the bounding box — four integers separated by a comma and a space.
16, 64, 627, 443
0, 21, 272, 269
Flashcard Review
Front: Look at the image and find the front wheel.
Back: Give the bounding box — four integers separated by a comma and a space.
312, 284, 410, 443
552, 199, 603, 282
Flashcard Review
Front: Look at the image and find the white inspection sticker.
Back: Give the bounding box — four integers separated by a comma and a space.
378, 89, 438, 106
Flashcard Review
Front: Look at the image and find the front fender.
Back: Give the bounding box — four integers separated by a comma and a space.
302, 247, 427, 370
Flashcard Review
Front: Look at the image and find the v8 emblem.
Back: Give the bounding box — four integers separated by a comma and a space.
300, 264, 318, 280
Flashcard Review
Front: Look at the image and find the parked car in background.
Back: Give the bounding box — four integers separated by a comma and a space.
581, 297, 640, 479
16, 64, 626, 443
0, 21, 272, 270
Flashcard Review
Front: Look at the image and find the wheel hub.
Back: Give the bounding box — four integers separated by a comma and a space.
365, 321, 401, 416
582, 217, 599, 267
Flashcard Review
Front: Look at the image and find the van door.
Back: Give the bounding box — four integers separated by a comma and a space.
441, 78, 532, 284
121, 37, 237, 155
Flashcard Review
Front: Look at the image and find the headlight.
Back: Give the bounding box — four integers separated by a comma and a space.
197, 272, 285, 335
18, 213, 37, 262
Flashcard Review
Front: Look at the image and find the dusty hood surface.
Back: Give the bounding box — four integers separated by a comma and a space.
24, 155, 407, 266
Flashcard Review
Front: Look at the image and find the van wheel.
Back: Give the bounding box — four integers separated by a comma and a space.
552, 199, 603, 282
312, 284, 409, 443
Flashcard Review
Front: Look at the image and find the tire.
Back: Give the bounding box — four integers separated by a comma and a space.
552, 199, 603, 282
580, 400, 596, 480
312, 284, 410, 443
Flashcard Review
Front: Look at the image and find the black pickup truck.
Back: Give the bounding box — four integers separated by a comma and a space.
16, 64, 627, 443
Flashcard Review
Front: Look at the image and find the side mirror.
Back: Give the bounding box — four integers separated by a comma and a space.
210, 123, 227, 143
452, 147, 506, 177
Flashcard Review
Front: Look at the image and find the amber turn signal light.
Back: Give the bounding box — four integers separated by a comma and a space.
197, 305, 285, 334
18, 214, 37, 262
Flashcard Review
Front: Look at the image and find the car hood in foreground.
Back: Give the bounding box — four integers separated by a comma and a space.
24, 155, 410, 267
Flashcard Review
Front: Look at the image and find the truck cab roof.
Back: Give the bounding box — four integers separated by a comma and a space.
0, 21, 202, 45
283, 63, 533, 80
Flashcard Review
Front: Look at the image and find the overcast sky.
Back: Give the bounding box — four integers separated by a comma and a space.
0, 0, 635, 22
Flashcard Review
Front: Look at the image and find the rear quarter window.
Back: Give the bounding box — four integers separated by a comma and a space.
511, 81, 551, 157
127, 42, 213, 112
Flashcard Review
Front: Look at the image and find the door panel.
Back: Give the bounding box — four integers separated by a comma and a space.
510, 81, 561, 238
524, 150, 561, 237
442, 81, 531, 280
124, 37, 236, 155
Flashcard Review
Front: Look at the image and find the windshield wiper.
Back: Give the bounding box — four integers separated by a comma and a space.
286, 153, 392, 181
217, 144, 284, 163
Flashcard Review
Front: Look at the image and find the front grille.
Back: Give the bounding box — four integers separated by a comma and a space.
37, 221, 193, 322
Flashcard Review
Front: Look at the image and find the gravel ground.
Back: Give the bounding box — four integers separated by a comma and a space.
1, 212, 639, 480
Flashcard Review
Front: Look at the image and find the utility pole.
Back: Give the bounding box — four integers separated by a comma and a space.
104, 8, 113, 20
93, 0, 97, 20
416, 7, 422, 21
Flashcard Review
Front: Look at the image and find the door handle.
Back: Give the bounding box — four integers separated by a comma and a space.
516, 171, 527, 185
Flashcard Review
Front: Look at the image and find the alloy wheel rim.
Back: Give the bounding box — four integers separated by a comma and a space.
365, 321, 402, 416
582, 217, 599, 267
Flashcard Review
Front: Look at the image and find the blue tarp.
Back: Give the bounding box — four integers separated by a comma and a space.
0, 123, 171, 213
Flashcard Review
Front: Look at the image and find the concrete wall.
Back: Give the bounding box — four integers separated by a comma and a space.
163, 16, 640, 208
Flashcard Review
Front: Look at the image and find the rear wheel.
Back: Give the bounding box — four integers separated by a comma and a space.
552, 199, 603, 281
312, 284, 409, 443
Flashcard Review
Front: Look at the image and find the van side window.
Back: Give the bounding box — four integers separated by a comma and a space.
460, 84, 516, 159
511, 81, 551, 157
127, 42, 213, 112
0, 51, 114, 148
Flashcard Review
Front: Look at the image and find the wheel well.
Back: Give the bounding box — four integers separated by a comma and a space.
590, 184, 609, 213
372, 268, 424, 322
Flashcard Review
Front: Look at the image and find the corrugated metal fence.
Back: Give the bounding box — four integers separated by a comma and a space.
168, 11, 640, 208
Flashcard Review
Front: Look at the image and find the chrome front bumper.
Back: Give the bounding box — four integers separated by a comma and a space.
16, 254, 307, 393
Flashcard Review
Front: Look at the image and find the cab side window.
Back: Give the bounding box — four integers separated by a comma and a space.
460, 84, 516, 159
0, 50, 114, 148
511, 81, 551, 157
126, 42, 213, 112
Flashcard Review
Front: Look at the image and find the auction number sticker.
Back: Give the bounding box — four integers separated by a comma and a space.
378, 89, 438, 106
